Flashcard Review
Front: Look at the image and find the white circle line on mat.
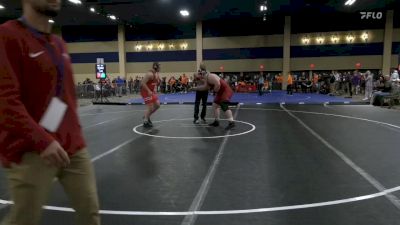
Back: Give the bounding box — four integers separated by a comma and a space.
1, 185, 400, 215
132, 118, 256, 139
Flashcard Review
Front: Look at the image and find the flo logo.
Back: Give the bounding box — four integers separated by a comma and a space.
360, 12, 383, 19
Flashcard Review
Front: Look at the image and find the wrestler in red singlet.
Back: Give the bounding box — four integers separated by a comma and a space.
141, 62, 161, 128
141, 71, 159, 104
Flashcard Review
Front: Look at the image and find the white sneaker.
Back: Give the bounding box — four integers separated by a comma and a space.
362, 98, 368, 101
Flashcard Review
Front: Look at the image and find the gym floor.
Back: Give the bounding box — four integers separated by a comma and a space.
0, 104, 400, 225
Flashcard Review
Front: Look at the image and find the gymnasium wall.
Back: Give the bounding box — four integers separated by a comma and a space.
62, 12, 399, 83
290, 29, 385, 71
63, 25, 120, 83
202, 17, 284, 73
125, 23, 197, 79
289, 12, 386, 72
392, 28, 400, 69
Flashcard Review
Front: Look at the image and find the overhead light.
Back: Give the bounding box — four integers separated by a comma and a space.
361, 32, 369, 42
48, 19, 55, 24
346, 34, 355, 43
263, 15, 267, 21
180, 10, 189, 17
169, 43, 175, 49
135, 44, 142, 51
260, 5, 267, 12
330, 35, 340, 44
302, 36, 310, 45
316, 36, 325, 44
158, 43, 165, 50
68, 0, 82, 5
344, 0, 356, 6
0, 4, 5, 9
90, 7, 96, 13
180, 42, 188, 50
108, 15, 117, 20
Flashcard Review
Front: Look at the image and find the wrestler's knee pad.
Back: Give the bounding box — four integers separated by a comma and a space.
220, 102, 229, 112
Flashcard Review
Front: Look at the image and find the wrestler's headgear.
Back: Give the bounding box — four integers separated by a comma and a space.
153, 62, 160, 72
199, 62, 207, 76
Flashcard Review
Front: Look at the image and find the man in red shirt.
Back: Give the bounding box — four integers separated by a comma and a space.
0, 0, 100, 224
141, 62, 161, 128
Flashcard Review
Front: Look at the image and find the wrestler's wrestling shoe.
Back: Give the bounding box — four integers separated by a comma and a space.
209, 120, 220, 127
225, 121, 235, 130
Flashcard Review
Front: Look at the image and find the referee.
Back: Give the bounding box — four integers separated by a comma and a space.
193, 71, 209, 124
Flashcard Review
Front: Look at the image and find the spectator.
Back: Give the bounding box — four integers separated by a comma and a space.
363, 71, 373, 101
352, 71, 361, 95
134, 76, 140, 94
344, 72, 352, 97
181, 74, 189, 93
391, 70, 399, 82
287, 73, 293, 95
116, 76, 124, 97
128, 77, 133, 94
258, 74, 265, 96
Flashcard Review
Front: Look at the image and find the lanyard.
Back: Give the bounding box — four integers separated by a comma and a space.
18, 17, 65, 97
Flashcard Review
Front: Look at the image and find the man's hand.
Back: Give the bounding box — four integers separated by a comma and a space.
40, 141, 70, 168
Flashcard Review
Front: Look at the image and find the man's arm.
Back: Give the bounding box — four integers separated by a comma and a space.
192, 83, 209, 91
0, 28, 54, 153
209, 74, 221, 92
191, 74, 209, 91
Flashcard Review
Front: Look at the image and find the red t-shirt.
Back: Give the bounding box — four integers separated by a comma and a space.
0, 20, 85, 167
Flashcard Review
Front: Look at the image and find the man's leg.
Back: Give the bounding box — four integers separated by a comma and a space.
200, 91, 208, 122
209, 103, 220, 127
348, 83, 352, 97
144, 104, 153, 120
150, 100, 161, 125
150, 101, 160, 117
59, 149, 100, 225
221, 101, 235, 130
214, 103, 220, 120
223, 105, 233, 121
194, 91, 201, 123
143, 103, 154, 127
364, 87, 369, 100
2, 152, 58, 225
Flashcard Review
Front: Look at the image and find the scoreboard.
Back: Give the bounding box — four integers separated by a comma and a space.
96, 64, 107, 79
